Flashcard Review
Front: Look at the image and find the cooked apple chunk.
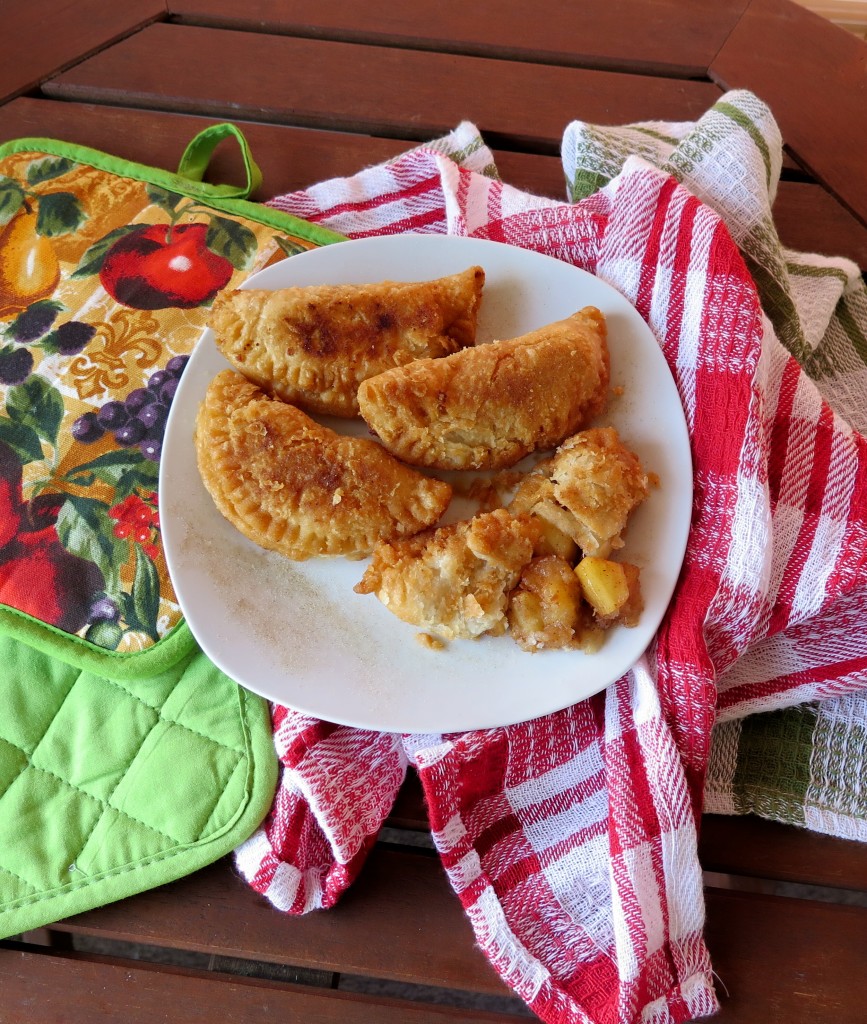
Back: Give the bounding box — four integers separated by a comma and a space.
574, 556, 643, 627
506, 555, 604, 652
508, 555, 582, 651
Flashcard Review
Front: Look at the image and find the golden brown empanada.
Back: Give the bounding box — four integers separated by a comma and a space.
354, 508, 541, 640
209, 266, 485, 417
195, 370, 452, 560
509, 427, 649, 558
357, 307, 609, 470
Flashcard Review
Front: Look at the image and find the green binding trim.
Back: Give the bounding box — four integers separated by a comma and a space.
0, 131, 346, 247
0, 604, 195, 680
0, 125, 349, 678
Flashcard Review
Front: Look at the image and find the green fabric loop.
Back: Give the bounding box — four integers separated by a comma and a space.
176, 123, 263, 199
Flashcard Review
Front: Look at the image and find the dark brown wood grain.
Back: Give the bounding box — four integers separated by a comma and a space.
14, 857, 867, 1023
0, 948, 526, 1023
710, 0, 867, 225
48, 848, 511, 996
0, 0, 166, 104
166, 0, 751, 78
42, 23, 723, 153
704, 888, 867, 1022
2, 99, 865, 269
700, 815, 867, 891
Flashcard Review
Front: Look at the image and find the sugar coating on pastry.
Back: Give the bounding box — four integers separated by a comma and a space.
510, 427, 648, 558
209, 266, 485, 417
195, 370, 453, 560
354, 508, 541, 640
357, 306, 610, 470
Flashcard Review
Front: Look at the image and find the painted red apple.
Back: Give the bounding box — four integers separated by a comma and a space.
99, 223, 234, 310
0, 443, 104, 633
0, 526, 105, 633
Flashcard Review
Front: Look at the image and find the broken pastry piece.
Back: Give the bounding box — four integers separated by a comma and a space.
195, 370, 452, 560
210, 266, 485, 417
508, 555, 603, 653
509, 556, 579, 652
354, 508, 541, 641
510, 426, 649, 559
357, 307, 610, 470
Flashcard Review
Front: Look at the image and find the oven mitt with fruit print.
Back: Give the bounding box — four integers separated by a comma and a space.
0, 124, 339, 937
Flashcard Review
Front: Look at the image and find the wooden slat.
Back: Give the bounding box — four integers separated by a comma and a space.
5, 98, 865, 269
49, 848, 511, 996
0, 949, 524, 1024
0, 99, 570, 205
0, 0, 166, 104
166, 0, 751, 78
42, 23, 723, 153
710, 0, 867, 225
26, 863, 867, 1022
774, 180, 867, 268
700, 815, 867, 891
705, 888, 867, 1021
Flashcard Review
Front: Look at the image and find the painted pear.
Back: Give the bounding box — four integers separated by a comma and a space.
0, 211, 61, 317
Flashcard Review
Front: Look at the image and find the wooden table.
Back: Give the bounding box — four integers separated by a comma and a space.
1, 2, 865, 1021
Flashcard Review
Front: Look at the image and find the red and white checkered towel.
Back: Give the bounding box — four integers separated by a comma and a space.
234, 125, 867, 1023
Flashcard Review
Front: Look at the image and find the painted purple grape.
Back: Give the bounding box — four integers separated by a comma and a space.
125, 388, 151, 412
140, 438, 162, 462
147, 370, 169, 392
138, 403, 167, 431
115, 419, 146, 446
160, 377, 179, 404
72, 411, 104, 443
165, 355, 189, 376
97, 401, 129, 430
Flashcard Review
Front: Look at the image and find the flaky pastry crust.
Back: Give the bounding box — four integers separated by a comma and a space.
209, 266, 485, 417
354, 508, 541, 640
357, 307, 610, 470
195, 370, 452, 560
510, 427, 648, 558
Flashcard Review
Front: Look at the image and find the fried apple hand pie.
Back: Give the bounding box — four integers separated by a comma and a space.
195, 370, 452, 560
209, 266, 485, 417
354, 508, 541, 641
357, 306, 609, 470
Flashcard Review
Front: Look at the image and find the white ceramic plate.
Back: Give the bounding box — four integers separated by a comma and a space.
160, 234, 692, 733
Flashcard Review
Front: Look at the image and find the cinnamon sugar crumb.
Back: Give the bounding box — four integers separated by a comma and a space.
648, 472, 660, 489
416, 632, 445, 651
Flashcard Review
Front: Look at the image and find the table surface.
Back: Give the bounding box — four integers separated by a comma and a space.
1, 2, 866, 1022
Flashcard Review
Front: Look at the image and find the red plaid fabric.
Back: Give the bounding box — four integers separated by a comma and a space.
233, 145, 867, 1024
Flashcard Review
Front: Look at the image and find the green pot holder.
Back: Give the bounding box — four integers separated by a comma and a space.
0, 124, 339, 937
